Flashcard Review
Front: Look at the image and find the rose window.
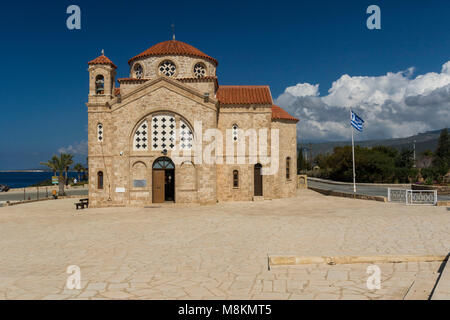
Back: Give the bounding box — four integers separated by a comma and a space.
193, 63, 206, 78
158, 60, 176, 77
134, 64, 143, 79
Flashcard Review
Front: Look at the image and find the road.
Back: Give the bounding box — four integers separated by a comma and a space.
0, 188, 88, 202
308, 179, 450, 201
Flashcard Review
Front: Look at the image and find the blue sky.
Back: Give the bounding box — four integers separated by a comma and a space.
0, 0, 449, 169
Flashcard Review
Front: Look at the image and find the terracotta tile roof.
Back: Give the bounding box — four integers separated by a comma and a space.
114, 88, 120, 96
217, 86, 273, 105
88, 54, 117, 69
178, 76, 218, 89
117, 76, 219, 90
129, 40, 218, 66
117, 78, 149, 84
177, 76, 217, 81
271, 105, 299, 122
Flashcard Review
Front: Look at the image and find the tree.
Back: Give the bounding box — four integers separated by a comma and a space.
62, 153, 74, 186
433, 129, 450, 173
73, 163, 85, 182
395, 149, 414, 169
40, 153, 74, 195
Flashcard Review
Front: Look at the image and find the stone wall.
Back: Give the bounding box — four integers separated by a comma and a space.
271, 120, 298, 199
87, 77, 218, 207
130, 55, 216, 81
216, 105, 273, 201
87, 57, 298, 207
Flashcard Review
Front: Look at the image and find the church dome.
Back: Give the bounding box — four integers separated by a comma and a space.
128, 40, 218, 66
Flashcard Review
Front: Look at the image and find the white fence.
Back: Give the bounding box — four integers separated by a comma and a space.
388, 188, 437, 206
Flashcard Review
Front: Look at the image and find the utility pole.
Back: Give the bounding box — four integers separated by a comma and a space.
413, 140, 416, 168
309, 143, 313, 170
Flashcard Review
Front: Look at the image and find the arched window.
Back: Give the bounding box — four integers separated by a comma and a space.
133, 120, 148, 151
193, 63, 207, 78
179, 119, 194, 150
232, 124, 238, 142
95, 75, 105, 94
134, 63, 143, 79
97, 171, 104, 189
286, 157, 291, 180
153, 157, 175, 169
233, 170, 239, 188
97, 123, 103, 142
158, 60, 176, 77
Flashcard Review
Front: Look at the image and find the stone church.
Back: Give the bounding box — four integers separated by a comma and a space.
87, 39, 298, 207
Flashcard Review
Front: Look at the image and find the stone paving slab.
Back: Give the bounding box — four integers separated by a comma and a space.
431, 257, 450, 300
0, 189, 449, 300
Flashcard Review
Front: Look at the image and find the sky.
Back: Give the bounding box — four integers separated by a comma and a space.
0, 0, 449, 169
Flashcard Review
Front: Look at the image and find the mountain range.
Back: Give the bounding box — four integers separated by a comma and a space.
300, 128, 448, 158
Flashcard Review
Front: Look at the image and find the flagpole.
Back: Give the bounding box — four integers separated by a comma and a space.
351, 109, 356, 194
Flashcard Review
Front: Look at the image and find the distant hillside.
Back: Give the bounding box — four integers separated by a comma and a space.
301, 128, 448, 158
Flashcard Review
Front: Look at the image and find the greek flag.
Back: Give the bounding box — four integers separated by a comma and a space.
351, 110, 364, 132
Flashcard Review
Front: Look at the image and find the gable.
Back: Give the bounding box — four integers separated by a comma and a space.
109, 76, 218, 113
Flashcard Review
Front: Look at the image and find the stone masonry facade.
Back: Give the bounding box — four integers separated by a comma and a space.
86, 40, 298, 207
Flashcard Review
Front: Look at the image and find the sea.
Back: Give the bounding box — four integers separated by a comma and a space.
0, 172, 80, 189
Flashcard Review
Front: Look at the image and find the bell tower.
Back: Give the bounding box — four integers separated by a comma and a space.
87, 50, 117, 104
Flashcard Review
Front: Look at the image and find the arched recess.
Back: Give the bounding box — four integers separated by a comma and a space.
178, 161, 196, 191
131, 161, 147, 188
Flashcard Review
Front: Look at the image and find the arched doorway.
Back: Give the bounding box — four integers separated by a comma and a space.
152, 157, 175, 203
254, 163, 263, 196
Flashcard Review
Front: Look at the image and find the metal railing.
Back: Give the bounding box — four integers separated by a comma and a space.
388, 188, 437, 206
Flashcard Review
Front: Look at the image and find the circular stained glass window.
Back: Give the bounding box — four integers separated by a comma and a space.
193, 63, 206, 78
158, 60, 176, 77
134, 64, 143, 79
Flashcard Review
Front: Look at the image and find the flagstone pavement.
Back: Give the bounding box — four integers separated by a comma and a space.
0, 189, 448, 300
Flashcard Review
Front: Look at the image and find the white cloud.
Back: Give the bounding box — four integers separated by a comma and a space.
285, 83, 320, 97
58, 141, 88, 155
442, 61, 450, 75
275, 61, 450, 142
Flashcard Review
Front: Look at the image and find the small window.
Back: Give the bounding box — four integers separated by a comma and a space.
97, 171, 104, 189
95, 75, 105, 94
97, 123, 103, 142
232, 124, 238, 142
286, 157, 291, 180
134, 63, 143, 79
233, 170, 239, 188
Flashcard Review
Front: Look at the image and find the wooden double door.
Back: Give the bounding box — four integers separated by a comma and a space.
152, 157, 175, 203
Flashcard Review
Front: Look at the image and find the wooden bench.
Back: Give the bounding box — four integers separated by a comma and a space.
75, 198, 89, 210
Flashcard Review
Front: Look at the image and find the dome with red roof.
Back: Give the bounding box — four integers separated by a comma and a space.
128, 40, 218, 66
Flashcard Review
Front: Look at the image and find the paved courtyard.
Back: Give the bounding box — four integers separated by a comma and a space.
0, 189, 448, 300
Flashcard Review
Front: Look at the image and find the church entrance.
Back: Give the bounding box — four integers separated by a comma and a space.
254, 163, 263, 196
152, 157, 175, 203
